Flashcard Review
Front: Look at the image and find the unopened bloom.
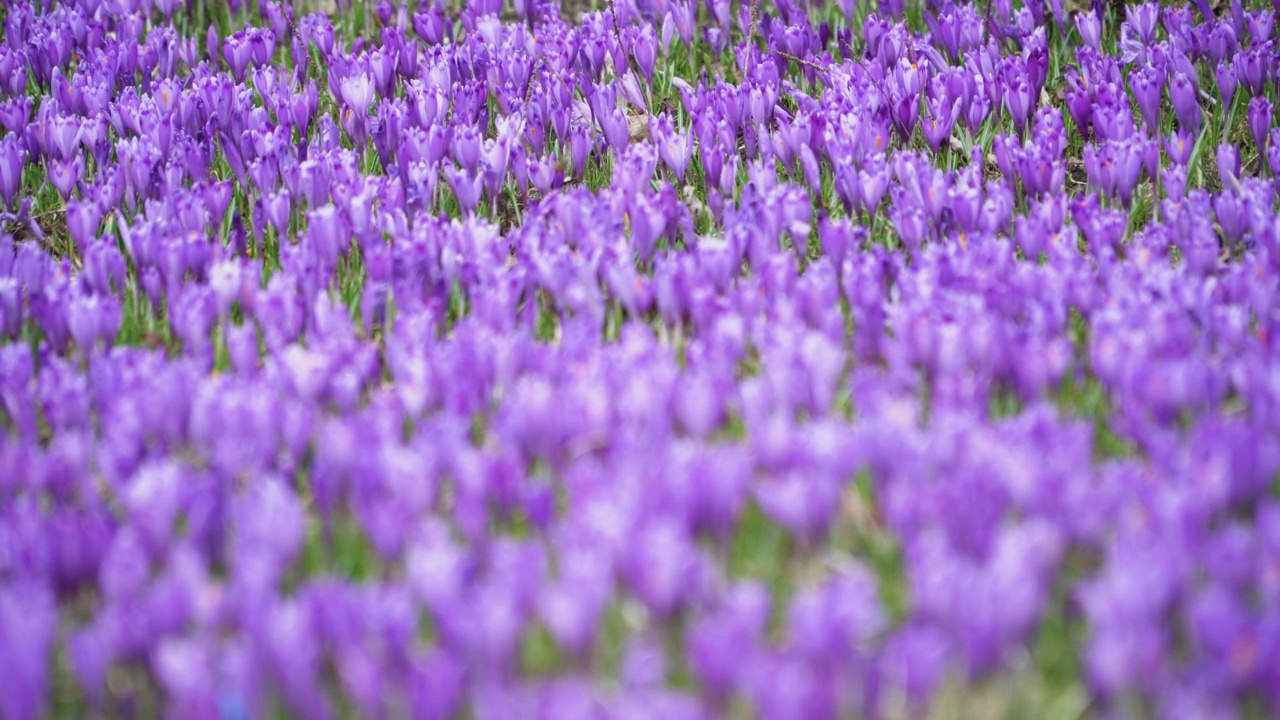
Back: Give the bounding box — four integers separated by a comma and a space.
0, 133, 23, 210
1248, 97, 1272, 156
650, 113, 692, 181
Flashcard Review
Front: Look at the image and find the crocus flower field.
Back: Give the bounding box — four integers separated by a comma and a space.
2, 0, 1280, 716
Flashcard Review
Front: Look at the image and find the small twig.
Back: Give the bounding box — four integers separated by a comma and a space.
607, 0, 645, 83
745, 0, 825, 75
524, 55, 541, 106
776, 50, 827, 72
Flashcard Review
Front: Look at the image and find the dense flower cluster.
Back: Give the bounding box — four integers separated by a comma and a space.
2, 0, 1280, 717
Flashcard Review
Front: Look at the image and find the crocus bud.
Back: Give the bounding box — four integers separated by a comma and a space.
1216, 62, 1238, 109
0, 133, 25, 210
444, 165, 483, 215
1129, 66, 1164, 131
1076, 9, 1102, 49
1249, 96, 1272, 156
1216, 143, 1241, 183
1003, 75, 1033, 137
65, 198, 102, 253
633, 24, 657, 83
1162, 165, 1188, 202
1169, 72, 1201, 133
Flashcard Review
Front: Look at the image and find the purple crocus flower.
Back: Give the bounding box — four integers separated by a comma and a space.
444, 165, 484, 215
306, 204, 346, 266
1125, 2, 1162, 44
1233, 46, 1269, 96
1162, 165, 1188, 202
859, 156, 889, 218
452, 125, 482, 171
262, 191, 291, 235
1003, 74, 1034, 138
1129, 65, 1164, 131
0, 133, 23, 210
1216, 143, 1241, 183
65, 198, 101, 252
223, 32, 253, 82
598, 106, 631, 153
1249, 97, 1272, 156
687, 581, 770, 698
1165, 128, 1195, 166
650, 113, 691, 182
1216, 62, 1238, 109
1269, 130, 1280, 177
922, 93, 959, 154
633, 24, 658, 83
48, 155, 83, 200
1077, 9, 1102, 50
341, 73, 376, 118
1169, 72, 1201, 133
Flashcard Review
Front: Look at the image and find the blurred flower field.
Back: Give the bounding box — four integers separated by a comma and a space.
2, 0, 1280, 718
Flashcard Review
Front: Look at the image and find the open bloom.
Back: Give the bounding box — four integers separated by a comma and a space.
339, 73, 376, 116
